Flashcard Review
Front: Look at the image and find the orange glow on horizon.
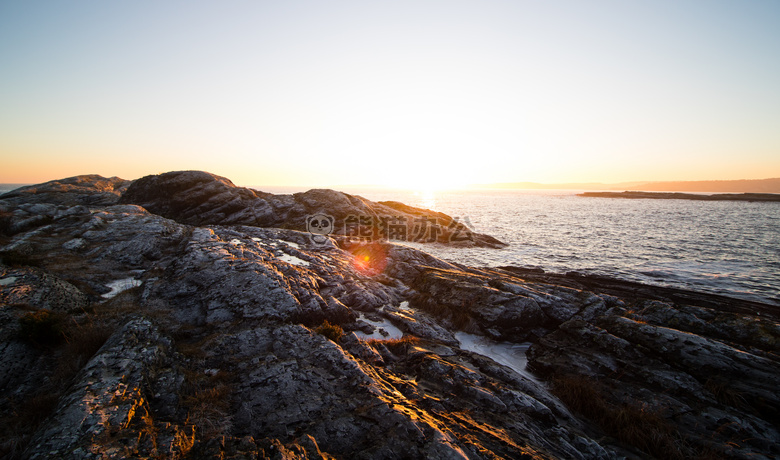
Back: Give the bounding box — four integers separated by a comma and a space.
1, 2, 779, 188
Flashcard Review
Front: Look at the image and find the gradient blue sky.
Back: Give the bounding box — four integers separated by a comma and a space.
1, 0, 779, 188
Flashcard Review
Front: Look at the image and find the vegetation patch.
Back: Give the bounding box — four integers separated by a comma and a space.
0, 249, 40, 268
315, 320, 344, 343
365, 336, 420, 354
0, 215, 54, 237
0, 210, 13, 236
55, 321, 113, 379
18, 310, 65, 346
704, 378, 747, 410
2, 308, 114, 459
0, 392, 61, 459
180, 368, 234, 440
551, 374, 692, 460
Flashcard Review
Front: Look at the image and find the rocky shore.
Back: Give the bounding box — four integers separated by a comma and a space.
1, 171, 778, 459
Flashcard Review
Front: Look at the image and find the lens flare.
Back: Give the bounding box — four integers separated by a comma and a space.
348, 242, 388, 276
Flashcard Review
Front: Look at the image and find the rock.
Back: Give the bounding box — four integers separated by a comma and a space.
0, 267, 89, 312
409, 267, 573, 340
1, 171, 778, 459
528, 312, 780, 458
23, 318, 193, 459
119, 170, 506, 248
119, 170, 279, 227
0, 174, 129, 207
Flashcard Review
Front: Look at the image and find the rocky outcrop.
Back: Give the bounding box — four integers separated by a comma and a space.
119, 170, 505, 248
24, 318, 193, 459
0, 175, 129, 207
1, 172, 778, 459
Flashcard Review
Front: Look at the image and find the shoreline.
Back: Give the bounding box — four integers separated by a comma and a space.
3, 170, 780, 458
496, 266, 780, 320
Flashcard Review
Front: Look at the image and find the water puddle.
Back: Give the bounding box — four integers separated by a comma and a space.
0, 276, 17, 286
455, 332, 540, 383
278, 253, 310, 267
354, 312, 404, 340
102, 278, 142, 299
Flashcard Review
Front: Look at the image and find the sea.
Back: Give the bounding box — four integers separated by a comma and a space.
2, 183, 778, 306
332, 187, 780, 307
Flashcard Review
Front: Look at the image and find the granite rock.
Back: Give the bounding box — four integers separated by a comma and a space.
1, 172, 778, 459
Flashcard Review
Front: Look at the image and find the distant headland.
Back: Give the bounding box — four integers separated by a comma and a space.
479, 177, 780, 193
578, 191, 780, 201
579, 191, 780, 202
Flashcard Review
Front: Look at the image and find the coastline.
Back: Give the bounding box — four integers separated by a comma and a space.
498, 266, 780, 319
2, 171, 779, 458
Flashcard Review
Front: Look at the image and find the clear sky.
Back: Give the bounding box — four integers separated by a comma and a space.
1, 0, 779, 188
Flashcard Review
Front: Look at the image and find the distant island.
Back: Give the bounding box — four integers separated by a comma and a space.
480, 177, 780, 193
579, 191, 780, 202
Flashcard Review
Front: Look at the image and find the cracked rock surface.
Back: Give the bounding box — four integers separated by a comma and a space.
1, 172, 778, 459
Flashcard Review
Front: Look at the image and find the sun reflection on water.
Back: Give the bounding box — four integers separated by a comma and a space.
416, 190, 436, 210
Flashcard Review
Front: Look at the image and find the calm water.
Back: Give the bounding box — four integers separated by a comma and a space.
0, 185, 27, 194
347, 188, 780, 307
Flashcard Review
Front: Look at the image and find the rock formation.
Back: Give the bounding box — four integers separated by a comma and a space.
0, 172, 778, 459
119, 171, 505, 248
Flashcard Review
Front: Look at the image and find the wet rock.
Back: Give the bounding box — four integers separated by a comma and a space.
380, 306, 459, 345
410, 268, 561, 340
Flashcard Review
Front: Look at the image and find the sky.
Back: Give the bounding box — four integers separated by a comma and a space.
1, 0, 779, 189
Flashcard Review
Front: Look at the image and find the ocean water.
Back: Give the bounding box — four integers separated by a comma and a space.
345, 188, 780, 307
0, 185, 26, 195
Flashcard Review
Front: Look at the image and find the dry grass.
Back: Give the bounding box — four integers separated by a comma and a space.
54, 320, 113, 381
18, 310, 65, 346
11, 392, 60, 431
1, 308, 114, 459
183, 384, 232, 439
0, 215, 53, 238
0, 392, 61, 459
172, 328, 222, 359
704, 378, 747, 410
179, 365, 235, 440
171, 425, 196, 457
365, 336, 420, 354
551, 375, 690, 460
1, 249, 41, 268
315, 320, 344, 343
139, 412, 159, 452
0, 210, 13, 236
